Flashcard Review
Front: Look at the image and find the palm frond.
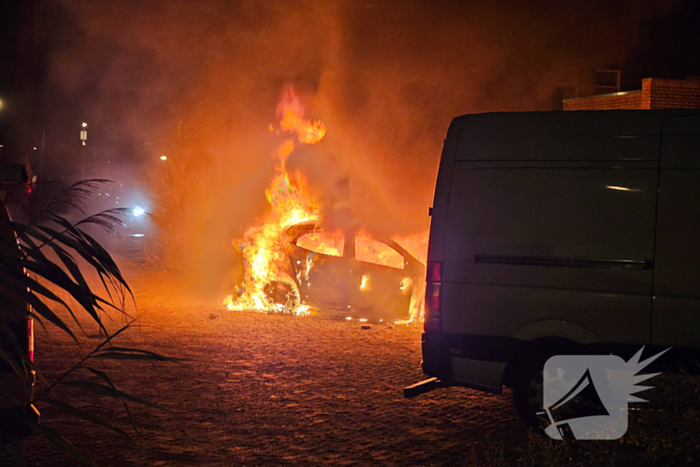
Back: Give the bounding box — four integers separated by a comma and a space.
44, 179, 114, 215
0, 181, 178, 465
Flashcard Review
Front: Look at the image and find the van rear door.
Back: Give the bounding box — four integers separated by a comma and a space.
653, 113, 700, 348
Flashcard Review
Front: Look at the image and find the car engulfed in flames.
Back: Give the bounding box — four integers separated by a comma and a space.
260, 222, 425, 322
222, 85, 427, 324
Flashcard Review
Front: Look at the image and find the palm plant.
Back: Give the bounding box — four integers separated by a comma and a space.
0, 179, 180, 466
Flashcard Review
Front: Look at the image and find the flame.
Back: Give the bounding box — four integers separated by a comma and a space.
296, 231, 344, 257
393, 232, 428, 324
355, 231, 405, 269
277, 86, 327, 145
223, 86, 325, 315
393, 232, 429, 267
223, 84, 428, 325
360, 274, 370, 291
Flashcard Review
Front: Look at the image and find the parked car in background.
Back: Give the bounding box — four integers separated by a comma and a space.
0, 163, 39, 441
407, 109, 700, 427
263, 222, 425, 322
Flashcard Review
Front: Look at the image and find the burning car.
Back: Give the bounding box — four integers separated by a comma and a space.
223, 86, 426, 323
246, 222, 425, 322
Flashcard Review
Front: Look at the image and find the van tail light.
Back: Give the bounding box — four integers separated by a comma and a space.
429, 261, 442, 282
424, 261, 442, 332
27, 318, 34, 362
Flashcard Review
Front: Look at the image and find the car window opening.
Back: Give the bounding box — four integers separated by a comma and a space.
296, 230, 344, 257
355, 236, 405, 269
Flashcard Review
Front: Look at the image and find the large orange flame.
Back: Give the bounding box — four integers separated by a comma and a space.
277, 87, 327, 145
223, 85, 427, 324
223, 86, 324, 314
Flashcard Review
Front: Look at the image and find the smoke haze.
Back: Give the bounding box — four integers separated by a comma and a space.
38, 0, 684, 291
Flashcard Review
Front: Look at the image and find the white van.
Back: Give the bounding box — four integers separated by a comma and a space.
405, 110, 700, 426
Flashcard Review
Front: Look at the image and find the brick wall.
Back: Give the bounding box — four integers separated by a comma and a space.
563, 78, 700, 110
563, 91, 642, 110
643, 78, 700, 109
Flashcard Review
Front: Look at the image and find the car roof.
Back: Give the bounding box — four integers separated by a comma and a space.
284, 221, 421, 264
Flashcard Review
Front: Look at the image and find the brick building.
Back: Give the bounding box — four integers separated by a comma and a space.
563, 78, 700, 110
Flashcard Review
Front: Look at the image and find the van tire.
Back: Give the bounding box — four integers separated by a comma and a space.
512, 342, 580, 428
512, 350, 551, 428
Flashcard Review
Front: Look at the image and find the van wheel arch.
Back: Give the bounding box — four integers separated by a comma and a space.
502, 337, 579, 388
506, 337, 581, 428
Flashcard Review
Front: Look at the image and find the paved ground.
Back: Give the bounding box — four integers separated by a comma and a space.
10, 266, 526, 466
5, 265, 700, 466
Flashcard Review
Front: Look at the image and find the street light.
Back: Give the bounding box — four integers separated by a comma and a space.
79, 122, 89, 179
80, 123, 88, 146
160, 155, 167, 161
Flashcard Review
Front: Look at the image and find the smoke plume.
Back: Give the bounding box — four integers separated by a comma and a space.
38, 0, 683, 291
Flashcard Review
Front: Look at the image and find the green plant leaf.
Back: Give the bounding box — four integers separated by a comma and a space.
44, 399, 130, 438
79, 229, 133, 297
33, 424, 98, 467
61, 381, 174, 414
23, 292, 78, 341
36, 222, 132, 313
3, 434, 28, 467
82, 367, 116, 388
91, 352, 183, 362
95, 347, 187, 362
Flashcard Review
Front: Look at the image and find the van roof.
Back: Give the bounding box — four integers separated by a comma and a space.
448, 109, 700, 162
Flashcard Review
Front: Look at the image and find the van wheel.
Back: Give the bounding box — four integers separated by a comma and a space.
512, 351, 551, 428
512, 346, 579, 428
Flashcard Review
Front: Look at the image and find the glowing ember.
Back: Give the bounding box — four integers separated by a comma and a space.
360, 274, 370, 291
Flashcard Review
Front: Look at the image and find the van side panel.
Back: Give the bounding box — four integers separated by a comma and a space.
426, 119, 463, 264
459, 135, 660, 162
442, 162, 658, 344
457, 111, 664, 140
438, 111, 665, 350
653, 116, 700, 348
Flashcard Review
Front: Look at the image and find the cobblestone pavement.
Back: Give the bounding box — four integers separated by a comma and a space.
7, 267, 529, 466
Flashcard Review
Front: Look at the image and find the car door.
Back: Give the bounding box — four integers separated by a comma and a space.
287, 227, 353, 310
348, 233, 414, 320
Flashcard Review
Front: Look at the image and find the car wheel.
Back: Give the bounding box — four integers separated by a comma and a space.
263, 279, 301, 313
